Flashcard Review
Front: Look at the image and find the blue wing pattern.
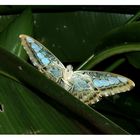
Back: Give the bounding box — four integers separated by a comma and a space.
19, 34, 135, 105
67, 71, 135, 104
19, 34, 65, 83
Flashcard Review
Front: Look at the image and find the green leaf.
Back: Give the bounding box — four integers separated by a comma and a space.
0, 7, 135, 134
94, 22, 140, 53
0, 47, 129, 134
93, 94, 140, 134
0, 8, 33, 59
0, 15, 16, 32
0, 74, 94, 134
126, 11, 140, 24
78, 14, 140, 69
105, 58, 126, 72
77, 43, 140, 70
33, 12, 132, 62
127, 52, 140, 68
125, 11, 140, 69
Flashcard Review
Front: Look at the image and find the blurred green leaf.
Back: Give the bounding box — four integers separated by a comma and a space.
77, 21, 140, 70
0, 74, 95, 134
77, 44, 140, 70
33, 12, 132, 62
93, 92, 140, 134
0, 47, 129, 134
0, 7, 139, 134
127, 52, 140, 68
0, 15, 17, 32
105, 58, 126, 72
0, 8, 33, 59
126, 11, 140, 24
125, 11, 140, 69
94, 21, 140, 53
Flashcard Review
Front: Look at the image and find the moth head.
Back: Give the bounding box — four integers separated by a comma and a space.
63, 65, 73, 81
66, 65, 73, 72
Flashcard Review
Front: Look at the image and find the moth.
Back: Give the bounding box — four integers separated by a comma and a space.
19, 34, 135, 105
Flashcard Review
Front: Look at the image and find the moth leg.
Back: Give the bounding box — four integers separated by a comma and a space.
38, 67, 46, 74
59, 78, 73, 92
55, 77, 63, 84
67, 84, 74, 93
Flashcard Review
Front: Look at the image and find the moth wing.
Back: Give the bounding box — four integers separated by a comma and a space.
19, 34, 65, 82
73, 70, 135, 96
68, 70, 135, 105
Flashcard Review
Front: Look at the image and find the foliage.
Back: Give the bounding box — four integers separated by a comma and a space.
0, 6, 140, 134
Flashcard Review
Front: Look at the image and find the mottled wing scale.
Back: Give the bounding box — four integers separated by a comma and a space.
19, 34, 66, 83
66, 71, 100, 105
67, 71, 135, 105
19, 34, 135, 105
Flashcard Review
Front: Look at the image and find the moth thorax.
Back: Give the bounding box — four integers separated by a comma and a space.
63, 65, 73, 81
